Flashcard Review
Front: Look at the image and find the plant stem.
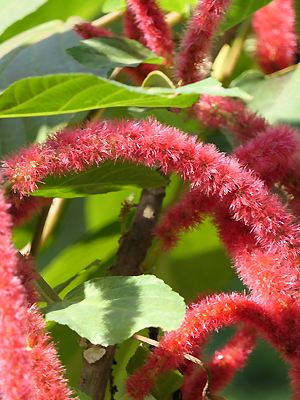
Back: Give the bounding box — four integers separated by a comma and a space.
93, 11, 124, 28
34, 275, 61, 304
29, 204, 51, 257
79, 187, 165, 400
21, 198, 66, 257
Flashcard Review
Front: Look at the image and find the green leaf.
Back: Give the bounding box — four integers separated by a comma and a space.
45, 275, 186, 345
0, 0, 105, 43
0, 0, 47, 37
221, 0, 272, 32
173, 77, 251, 99
32, 161, 167, 198
0, 73, 249, 118
67, 37, 163, 70
232, 68, 300, 127
0, 21, 102, 157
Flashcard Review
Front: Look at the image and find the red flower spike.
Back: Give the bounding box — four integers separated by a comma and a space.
127, 294, 281, 399
0, 189, 36, 399
74, 21, 112, 39
123, 8, 157, 83
156, 124, 300, 256
16, 255, 38, 305
26, 307, 75, 400
126, 0, 174, 64
233, 125, 300, 186
195, 95, 268, 143
4, 119, 300, 304
176, 0, 231, 84
0, 189, 74, 399
4, 119, 300, 397
182, 327, 257, 399
252, 0, 297, 74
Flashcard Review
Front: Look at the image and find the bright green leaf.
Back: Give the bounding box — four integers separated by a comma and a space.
173, 77, 251, 100
0, 21, 100, 157
232, 68, 300, 127
0, 0, 105, 43
67, 37, 164, 70
45, 275, 186, 345
0, 0, 47, 37
32, 161, 167, 198
41, 221, 119, 289
0, 73, 249, 118
221, 0, 271, 32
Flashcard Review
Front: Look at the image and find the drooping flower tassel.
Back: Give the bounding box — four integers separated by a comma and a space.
0, 191, 73, 399
126, 294, 280, 399
74, 21, 112, 39
123, 8, 157, 83
177, 0, 231, 84
252, 0, 297, 74
4, 119, 300, 303
126, 0, 174, 65
182, 327, 257, 399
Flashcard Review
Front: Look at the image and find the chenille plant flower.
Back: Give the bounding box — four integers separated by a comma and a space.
1, 0, 300, 399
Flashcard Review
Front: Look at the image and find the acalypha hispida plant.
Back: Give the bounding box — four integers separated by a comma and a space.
1, 0, 300, 399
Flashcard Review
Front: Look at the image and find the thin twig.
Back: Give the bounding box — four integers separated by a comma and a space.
29, 204, 52, 257
93, 10, 182, 29
34, 275, 61, 304
21, 198, 66, 257
93, 11, 124, 28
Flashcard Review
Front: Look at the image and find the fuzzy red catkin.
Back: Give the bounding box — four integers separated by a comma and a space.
4, 119, 300, 398
74, 21, 113, 39
0, 189, 36, 399
126, 0, 174, 64
252, 0, 297, 74
123, 8, 157, 83
0, 190, 73, 400
182, 327, 257, 399
195, 94, 268, 143
156, 124, 300, 252
176, 0, 231, 84
126, 293, 281, 399
3, 119, 300, 304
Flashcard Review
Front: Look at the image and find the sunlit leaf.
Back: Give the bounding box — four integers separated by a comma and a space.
0, 0, 47, 37
0, 74, 249, 118
45, 275, 186, 345
232, 68, 300, 127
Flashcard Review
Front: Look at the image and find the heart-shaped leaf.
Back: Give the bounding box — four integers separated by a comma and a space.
45, 275, 186, 345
